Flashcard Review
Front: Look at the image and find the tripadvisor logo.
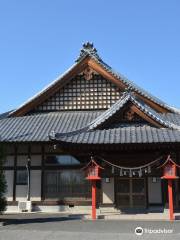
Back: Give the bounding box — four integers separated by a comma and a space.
135, 227, 143, 236
135, 226, 173, 235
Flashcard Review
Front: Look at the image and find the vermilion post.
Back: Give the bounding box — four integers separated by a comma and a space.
168, 179, 174, 221
92, 181, 96, 220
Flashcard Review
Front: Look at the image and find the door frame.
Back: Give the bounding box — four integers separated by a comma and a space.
114, 177, 147, 209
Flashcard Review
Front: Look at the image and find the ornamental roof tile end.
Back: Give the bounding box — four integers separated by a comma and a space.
75, 42, 102, 62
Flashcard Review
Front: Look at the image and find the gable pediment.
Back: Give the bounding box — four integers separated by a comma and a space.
87, 92, 179, 131
29, 70, 123, 113
10, 42, 175, 117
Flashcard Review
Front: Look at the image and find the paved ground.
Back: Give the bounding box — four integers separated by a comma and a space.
0, 213, 180, 240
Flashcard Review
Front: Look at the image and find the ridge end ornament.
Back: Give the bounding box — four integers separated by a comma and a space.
76, 42, 102, 62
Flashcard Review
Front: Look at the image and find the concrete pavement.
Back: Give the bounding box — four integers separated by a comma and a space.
0, 213, 180, 240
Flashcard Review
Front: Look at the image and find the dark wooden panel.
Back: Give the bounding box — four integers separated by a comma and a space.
41, 145, 45, 201
13, 146, 17, 201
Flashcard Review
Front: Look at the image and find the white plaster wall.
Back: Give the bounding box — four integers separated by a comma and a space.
5, 171, 14, 201
14, 171, 41, 201
148, 177, 162, 204
31, 155, 41, 166
102, 178, 114, 204
16, 185, 28, 201
30, 170, 41, 201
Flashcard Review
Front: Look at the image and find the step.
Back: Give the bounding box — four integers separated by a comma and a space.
99, 207, 120, 214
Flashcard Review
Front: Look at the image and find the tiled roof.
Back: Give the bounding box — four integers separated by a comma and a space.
51, 93, 180, 145
0, 111, 12, 120
0, 111, 101, 142
10, 42, 180, 116
51, 91, 180, 139
2, 43, 180, 145
0, 110, 180, 144
54, 126, 180, 145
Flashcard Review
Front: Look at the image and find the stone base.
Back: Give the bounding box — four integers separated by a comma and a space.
6, 204, 92, 214
33, 205, 92, 214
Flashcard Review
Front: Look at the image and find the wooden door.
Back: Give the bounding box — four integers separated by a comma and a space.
115, 178, 146, 208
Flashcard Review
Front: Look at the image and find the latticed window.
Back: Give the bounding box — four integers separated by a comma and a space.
44, 170, 91, 199
31, 74, 122, 112
44, 155, 91, 199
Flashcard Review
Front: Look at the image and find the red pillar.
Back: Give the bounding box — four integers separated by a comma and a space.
92, 180, 96, 220
168, 179, 174, 221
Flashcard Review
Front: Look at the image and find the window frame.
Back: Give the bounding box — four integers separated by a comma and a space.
45, 154, 81, 166
16, 170, 28, 185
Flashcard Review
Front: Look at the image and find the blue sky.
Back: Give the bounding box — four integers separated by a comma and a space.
0, 0, 180, 112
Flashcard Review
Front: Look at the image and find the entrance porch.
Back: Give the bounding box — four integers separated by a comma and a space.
101, 176, 180, 211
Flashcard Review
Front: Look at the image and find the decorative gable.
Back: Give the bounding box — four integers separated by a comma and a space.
29, 72, 122, 113
92, 103, 148, 130
85, 92, 179, 132
119, 105, 145, 123
10, 42, 175, 117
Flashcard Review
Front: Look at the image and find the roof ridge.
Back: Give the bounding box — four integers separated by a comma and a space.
75, 42, 101, 62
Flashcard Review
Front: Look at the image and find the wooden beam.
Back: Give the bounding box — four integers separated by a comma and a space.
27, 145, 31, 201
10, 58, 90, 117
145, 177, 149, 209
41, 145, 45, 201
13, 146, 17, 201
10, 55, 171, 116
88, 59, 169, 113
88, 59, 126, 90
131, 105, 164, 128
175, 151, 180, 208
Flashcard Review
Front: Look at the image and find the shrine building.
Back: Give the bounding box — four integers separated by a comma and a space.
1, 43, 180, 213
